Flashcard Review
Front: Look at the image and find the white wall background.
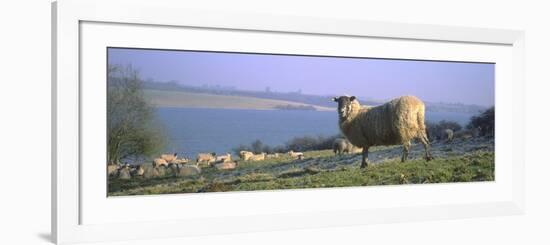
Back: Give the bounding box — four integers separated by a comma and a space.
0, 0, 547, 244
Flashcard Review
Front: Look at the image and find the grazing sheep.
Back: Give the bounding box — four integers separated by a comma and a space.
152, 158, 169, 168
442, 129, 454, 142
249, 153, 266, 161
332, 95, 433, 168
215, 153, 232, 163
333, 138, 347, 155
287, 150, 304, 159
196, 152, 216, 166
160, 153, 178, 163
266, 153, 280, 159
333, 138, 360, 155
214, 161, 237, 170
239, 151, 254, 161
178, 165, 201, 176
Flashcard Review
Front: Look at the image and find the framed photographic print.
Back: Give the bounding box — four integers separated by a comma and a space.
52, 0, 525, 244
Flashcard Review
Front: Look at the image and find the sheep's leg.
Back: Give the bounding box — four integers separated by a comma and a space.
419, 133, 434, 161
360, 147, 369, 168
401, 141, 411, 162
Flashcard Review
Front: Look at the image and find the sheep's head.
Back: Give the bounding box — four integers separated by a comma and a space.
332, 96, 356, 119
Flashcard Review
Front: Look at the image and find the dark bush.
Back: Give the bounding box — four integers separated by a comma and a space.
250, 139, 264, 154
232, 134, 342, 155
285, 135, 341, 152
467, 107, 494, 137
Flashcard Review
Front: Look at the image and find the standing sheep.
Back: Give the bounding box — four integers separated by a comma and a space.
196, 152, 216, 166
160, 153, 178, 163
442, 129, 454, 143
332, 95, 433, 168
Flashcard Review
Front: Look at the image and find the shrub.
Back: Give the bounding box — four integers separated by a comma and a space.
467, 107, 494, 137
284, 134, 341, 152
232, 134, 341, 155
251, 139, 265, 154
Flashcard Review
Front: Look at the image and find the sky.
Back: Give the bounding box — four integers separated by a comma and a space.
108, 48, 495, 106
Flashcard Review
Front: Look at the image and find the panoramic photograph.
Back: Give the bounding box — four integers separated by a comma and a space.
107, 47, 495, 196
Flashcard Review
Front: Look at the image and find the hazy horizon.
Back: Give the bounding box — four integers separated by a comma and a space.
108, 48, 495, 107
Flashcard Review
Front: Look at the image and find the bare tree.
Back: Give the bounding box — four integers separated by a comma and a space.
107, 64, 166, 164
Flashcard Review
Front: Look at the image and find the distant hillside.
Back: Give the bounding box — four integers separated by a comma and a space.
143, 81, 487, 114
143, 89, 334, 111
142, 81, 344, 108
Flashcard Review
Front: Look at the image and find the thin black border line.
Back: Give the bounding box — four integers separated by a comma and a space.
105, 47, 109, 198
107, 46, 496, 65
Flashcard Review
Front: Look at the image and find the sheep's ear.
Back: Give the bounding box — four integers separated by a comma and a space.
350, 96, 356, 101
332, 97, 338, 102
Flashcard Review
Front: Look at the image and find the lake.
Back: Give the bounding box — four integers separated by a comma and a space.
156, 107, 476, 157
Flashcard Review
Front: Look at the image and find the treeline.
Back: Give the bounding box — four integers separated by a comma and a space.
233, 134, 342, 155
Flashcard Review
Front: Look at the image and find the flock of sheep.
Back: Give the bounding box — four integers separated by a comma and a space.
108, 149, 308, 180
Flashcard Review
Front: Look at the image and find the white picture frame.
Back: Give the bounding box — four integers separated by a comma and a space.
52, 0, 525, 244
